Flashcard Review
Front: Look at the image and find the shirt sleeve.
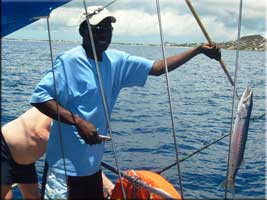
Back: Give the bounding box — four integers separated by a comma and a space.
119, 53, 154, 88
30, 58, 67, 104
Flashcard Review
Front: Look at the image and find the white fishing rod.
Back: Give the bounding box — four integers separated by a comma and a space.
82, 1, 126, 199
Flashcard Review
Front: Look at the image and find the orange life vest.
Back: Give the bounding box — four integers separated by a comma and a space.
111, 170, 181, 200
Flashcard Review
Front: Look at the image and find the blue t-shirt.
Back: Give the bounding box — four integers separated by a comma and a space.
31, 45, 153, 176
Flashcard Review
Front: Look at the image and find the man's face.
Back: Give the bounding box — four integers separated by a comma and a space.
91, 18, 113, 52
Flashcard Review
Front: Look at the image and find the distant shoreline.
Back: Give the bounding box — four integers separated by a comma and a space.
3, 35, 266, 51
1, 37, 193, 49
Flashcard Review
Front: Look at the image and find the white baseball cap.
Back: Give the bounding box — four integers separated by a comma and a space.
81, 6, 116, 25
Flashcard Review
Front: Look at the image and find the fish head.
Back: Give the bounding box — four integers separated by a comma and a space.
237, 87, 253, 119
243, 88, 253, 111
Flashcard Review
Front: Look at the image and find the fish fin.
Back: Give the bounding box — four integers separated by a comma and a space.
218, 179, 235, 194
218, 180, 226, 190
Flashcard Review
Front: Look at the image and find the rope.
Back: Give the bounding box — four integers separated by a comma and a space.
82, 1, 126, 199
83, 0, 118, 19
224, 0, 243, 198
102, 0, 119, 9
155, 0, 184, 199
44, 16, 68, 197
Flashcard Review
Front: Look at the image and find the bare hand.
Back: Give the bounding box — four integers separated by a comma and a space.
103, 185, 114, 199
199, 42, 221, 61
102, 172, 115, 199
74, 117, 103, 145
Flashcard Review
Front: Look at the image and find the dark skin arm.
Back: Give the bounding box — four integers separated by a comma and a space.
149, 43, 221, 76
32, 43, 219, 145
31, 100, 103, 145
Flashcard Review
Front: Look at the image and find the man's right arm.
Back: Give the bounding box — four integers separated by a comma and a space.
31, 100, 102, 145
149, 43, 221, 76
32, 100, 78, 125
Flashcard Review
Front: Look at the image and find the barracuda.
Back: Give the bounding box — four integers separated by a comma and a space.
226, 87, 253, 192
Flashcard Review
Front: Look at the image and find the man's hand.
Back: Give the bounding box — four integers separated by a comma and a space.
198, 43, 221, 61
74, 117, 103, 145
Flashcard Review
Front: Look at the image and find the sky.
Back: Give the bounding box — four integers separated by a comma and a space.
5, 0, 267, 44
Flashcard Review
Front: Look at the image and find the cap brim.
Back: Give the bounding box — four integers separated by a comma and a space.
90, 16, 116, 25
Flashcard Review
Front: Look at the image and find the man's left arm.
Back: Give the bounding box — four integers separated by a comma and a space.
149, 43, 221, 76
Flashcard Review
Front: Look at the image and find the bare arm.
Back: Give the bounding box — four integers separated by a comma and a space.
149, 43, 221, 76
32, 100, 77, 125
31, 100, 102, 145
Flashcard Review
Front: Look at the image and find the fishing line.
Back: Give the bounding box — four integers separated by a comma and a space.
158, 132, 230, 174
155, 0, 184, 199
82, 1, 126, 199
225, 0, 243, 198
158, 111, 262, 174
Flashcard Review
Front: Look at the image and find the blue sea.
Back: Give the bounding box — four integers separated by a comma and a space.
1, 39, 266, 199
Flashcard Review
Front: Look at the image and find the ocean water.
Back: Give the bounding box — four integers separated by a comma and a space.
1, 39, 265, 199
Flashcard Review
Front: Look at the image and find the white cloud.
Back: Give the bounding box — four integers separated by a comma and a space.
50, 7, 83, 27
201, 16, 235, 41
112, 10, 158, 36
100, 7, 235, 42
11, 0, 265, 43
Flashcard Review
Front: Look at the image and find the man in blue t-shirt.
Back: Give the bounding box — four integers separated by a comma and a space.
31, 6, 221, 199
